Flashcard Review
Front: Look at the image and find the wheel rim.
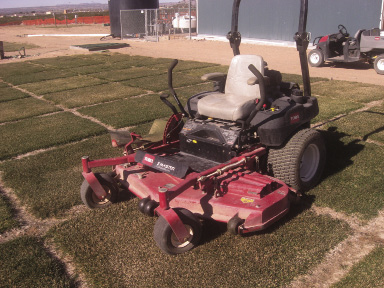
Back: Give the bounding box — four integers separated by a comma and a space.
310, 53, 320, 64
377, 59, 384, 71
300, 143, 320, 182
91, 184, 111, 205
170, 225, 193, 248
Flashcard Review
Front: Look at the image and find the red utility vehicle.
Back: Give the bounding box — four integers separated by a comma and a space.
81, 0, 325, 254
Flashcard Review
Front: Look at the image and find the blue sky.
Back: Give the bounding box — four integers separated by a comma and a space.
0, 0, 181, 9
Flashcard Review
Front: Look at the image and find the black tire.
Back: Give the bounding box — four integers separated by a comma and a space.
80, 173, 118, 209
373, 55, 384, 75
138, 197, 150, 214
268, 128, 326, 192
154, 208, 202, 255
308, 49, 324, 67
142, 200, 158, 216
227, 215, 245, 235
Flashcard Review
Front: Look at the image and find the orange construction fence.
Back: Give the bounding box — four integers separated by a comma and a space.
21, 16, 110, 26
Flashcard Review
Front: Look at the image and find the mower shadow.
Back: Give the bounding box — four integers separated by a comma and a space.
318, 127, 365, 181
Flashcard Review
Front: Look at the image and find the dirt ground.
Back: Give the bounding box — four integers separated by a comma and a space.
1, 24, 383, 86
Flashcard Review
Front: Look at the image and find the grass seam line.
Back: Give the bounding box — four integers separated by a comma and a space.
287, 209, 384, 288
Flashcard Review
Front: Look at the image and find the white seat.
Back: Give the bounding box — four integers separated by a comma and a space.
197, 55, 264, 121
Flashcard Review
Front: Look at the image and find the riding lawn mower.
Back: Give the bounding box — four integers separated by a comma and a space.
80, 0, 326, 254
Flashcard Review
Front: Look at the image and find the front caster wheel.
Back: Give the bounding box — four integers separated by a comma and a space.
80, 173, 118, 209
154, 208, 202, 255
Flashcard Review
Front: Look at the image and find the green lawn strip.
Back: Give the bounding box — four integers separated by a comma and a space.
173, 82, 218, 101
152, 59, 220, 72
29, 54, 108, 69
0, 62, 50, 78
19, 75, 107, 95
312, 95, 363, 123
122, 71, 204, 92
324, 104, 384, 143
281, 73, 329, 85
0, 97, 61, 123
332, 245, 384, 288
0, 112, 106, 161
309, 131, 384, 220
0, 193, 19, 234
0, 236, 76, 288
312, 80, 384, 103
89, 66, 165, 82
116, 54, 172, 67
183, 64, 229, 79
0, 122, 151, 219
2, 42, 40, 52
0, 135, 122, 219
77, 94, 170, 129
0, 86, 29, 102
48, 201, 350, 288
2, 69, 77, 86
44, 82, 145, 108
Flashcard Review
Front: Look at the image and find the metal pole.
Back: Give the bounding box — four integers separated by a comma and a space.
189, 0, 192, 39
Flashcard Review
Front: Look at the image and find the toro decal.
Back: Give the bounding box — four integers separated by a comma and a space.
142, 154, 155, 166
290, 112, 300, 124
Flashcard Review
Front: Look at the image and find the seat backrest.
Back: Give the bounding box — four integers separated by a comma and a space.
225, 55, 264, 100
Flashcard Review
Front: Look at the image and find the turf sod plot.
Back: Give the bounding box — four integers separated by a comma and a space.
0, 53, 383, 287
0, 236, 76, 287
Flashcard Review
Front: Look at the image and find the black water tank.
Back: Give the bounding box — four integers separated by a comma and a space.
108, 0, 159, 37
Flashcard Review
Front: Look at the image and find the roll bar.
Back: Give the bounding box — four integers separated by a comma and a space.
227, 0, 311, 96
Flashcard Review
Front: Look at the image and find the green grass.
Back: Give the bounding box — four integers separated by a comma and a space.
0, 97, 61, 123
0, 193, 19, 234
44, 82, 145, 108
48, 201, 350, 288
0, 86, 29, 102
310, 80, 384, 124
332, 246, 384, 288
0, 53, 383, 287
122, 72, 204, 92
323, 103, 384, 143
89, 66, 165, 82
1, 69, 77, 86
19, 75, 107, 95
0, 236, 76, 287
0, 135, 117, 218
29, 54, 108, 69
0, 62, 50, 78
0, 112, 106, 160
77, 94, 170, 129
312, 80, 384, 103
309, 132, 384, 220
312, 95, 363, 123
2, 41, 40, 52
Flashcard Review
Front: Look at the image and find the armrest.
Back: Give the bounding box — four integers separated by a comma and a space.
201, 72, 227, 82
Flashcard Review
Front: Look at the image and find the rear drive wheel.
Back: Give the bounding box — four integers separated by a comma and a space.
268, 128, 326, 192
308, 49, 324, 67
80, 173, 118, 209
154, 208, 202, 255
374, 55, 384, 75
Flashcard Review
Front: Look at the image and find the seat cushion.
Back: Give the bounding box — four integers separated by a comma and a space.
197, 55, 264, 121
197, 92, 256, 121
